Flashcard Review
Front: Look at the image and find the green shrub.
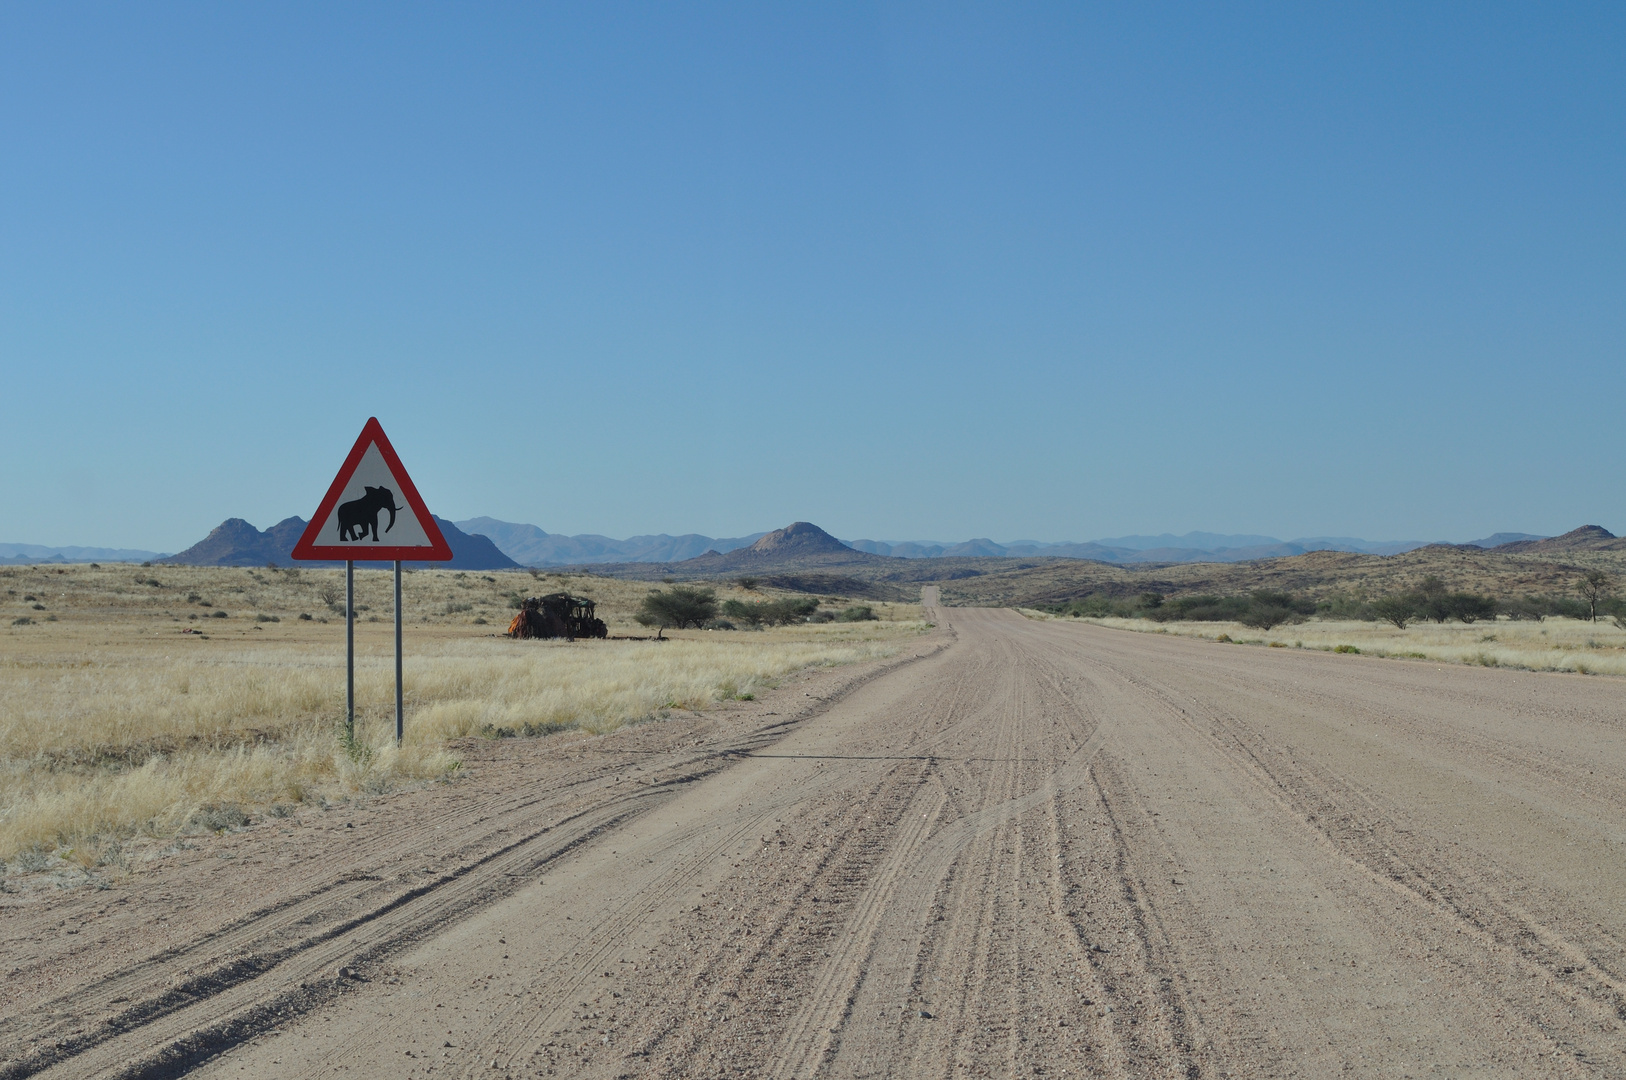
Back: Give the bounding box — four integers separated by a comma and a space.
1149, 595, 1253, 622
1333, 644, 1360, 654
638, 586, 719, 635
1041, 595, 1135, 618
1371, 594, 1417, 628
1317, 594, 1374, 620
1502, 595, 1588, 621
1238, 592, 1312, 631
836, 605, 877, 622
1438, 593, 1497, 623
719, 596, 817, 627
1148, 590, 1313, 630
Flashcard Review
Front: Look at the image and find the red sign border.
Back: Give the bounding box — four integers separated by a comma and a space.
290, 418, 454, 561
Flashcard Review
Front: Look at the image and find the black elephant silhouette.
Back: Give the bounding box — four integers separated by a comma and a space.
337, 486, 403, 542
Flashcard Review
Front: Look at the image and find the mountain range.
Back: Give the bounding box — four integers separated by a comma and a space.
549, 522, 1626, 605
0, 543, 168, 565
0, 521, 1562, 569
454, 517, 766, 566
459, 520, 1550, 567
156, 517, 517, 570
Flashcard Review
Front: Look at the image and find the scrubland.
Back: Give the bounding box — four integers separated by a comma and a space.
0, 563, 923, 863
1030, 609, 1626, 675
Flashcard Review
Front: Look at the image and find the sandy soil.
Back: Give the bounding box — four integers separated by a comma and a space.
5, 595, 1626, 1078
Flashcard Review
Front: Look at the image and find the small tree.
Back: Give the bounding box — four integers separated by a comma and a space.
1576, 570, 1612, 622
1238, 591, 1308, 631
1443, 592, 1498, 624
721, 598, 764, 628
1416, 576, 1451, 622
1371, 594, 1418, 629
636, 586, 717, 638
736, 577, 760, 591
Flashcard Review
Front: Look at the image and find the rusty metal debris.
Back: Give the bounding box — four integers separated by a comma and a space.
506, 593, 608, 641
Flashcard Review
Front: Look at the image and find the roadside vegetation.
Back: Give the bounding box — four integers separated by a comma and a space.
1032, 572, 1626, 676
0, 563, 925, 865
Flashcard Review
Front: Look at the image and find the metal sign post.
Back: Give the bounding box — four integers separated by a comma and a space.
346, 559, 355, 743
394, 560, 404, 745
291, 418, 453, 749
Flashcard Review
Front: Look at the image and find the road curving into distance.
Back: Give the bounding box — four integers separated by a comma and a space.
15, 594, 1626, 1078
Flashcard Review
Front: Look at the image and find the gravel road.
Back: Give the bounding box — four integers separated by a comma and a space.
8, 597, 1625, 1078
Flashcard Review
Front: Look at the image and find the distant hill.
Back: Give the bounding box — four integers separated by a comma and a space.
161, 517, 517, 570
454, 517, 765, 566
680, 522, 885, 571
0, 543, 167, 565
569, 522, 909, 594
1092, 531, 1288, 551
1453, 532, 1549, 549
1491, 525, 1623, 554
844, 531, 1444, 563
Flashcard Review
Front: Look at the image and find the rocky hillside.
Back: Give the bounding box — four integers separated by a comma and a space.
1490, 525, 1625, 554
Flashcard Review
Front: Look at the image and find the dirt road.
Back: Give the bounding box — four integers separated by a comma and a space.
8, 599, 1626, 1078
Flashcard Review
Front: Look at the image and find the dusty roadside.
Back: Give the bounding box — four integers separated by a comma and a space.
9, 601, 1626, 1078
0, 628, 948, 1080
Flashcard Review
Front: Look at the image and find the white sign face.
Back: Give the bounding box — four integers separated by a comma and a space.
309, 444, 435, 549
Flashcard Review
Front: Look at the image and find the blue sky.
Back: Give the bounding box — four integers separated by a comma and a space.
3, 3, 1623, 551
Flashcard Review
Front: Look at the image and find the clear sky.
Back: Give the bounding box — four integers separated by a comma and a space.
3, 3, 1623, 551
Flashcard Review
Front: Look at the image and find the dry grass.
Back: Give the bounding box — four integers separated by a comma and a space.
1027, 609, 1626, 676
0, 564, 924, 862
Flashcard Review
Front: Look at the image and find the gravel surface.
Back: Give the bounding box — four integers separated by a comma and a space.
5, 595, 1625, 1078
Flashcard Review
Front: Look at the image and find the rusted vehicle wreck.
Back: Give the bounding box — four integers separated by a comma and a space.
506, 593, 608, 641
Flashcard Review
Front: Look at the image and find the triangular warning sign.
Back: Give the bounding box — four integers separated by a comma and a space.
290, 418, 454, 562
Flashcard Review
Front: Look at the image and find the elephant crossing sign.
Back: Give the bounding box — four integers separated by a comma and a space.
290, 418, 453, 562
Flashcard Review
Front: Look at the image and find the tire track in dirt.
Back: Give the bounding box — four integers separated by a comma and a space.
464, 635, 1030, 1078
42, 603, 1626, 1077
1082, 633, 1626, 1024
855, 621, 1196, 1078
1047, 619, 1626, 1075
179, 641, 965, 1079
8, 641, 949, 1080
774, 618, 1170, 1077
